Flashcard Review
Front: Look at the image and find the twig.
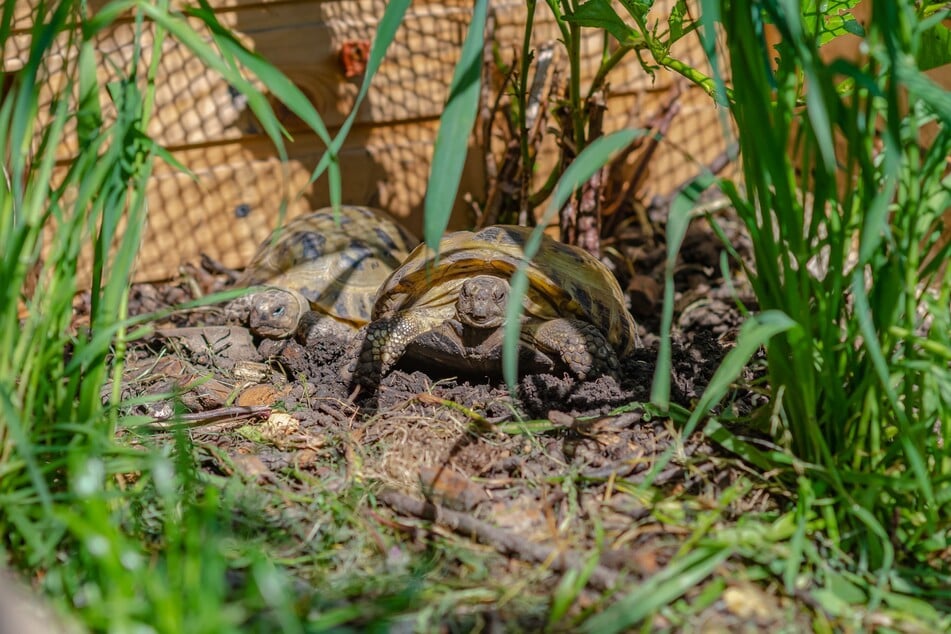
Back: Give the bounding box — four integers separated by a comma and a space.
414, 393, 495, 432
144, 405, 271, 430
200, 253, 241, 282
477, 11, 500, 228
378, 489, 620, 591
518, 42, 556, 226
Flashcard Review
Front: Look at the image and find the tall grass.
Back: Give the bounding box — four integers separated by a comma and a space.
700, 0, 951, 581
0, 1, 155, 553
0, 1, 352, 629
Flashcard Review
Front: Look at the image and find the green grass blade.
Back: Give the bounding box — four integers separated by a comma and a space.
423, 0, 489, 249
651, 170, 717, 408
644, 310, 797, 490
310, 0, 412, 187
132, 2, 291, 161
581, 546, 732, 633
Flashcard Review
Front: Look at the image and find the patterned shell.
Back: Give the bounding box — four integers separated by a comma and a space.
238, 206, 418, 324
373, 225, 636, 355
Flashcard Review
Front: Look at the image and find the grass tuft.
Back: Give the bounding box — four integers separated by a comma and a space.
700, 0, 951, 590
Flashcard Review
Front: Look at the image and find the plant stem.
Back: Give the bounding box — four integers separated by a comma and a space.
658, 54, 731, 104
587, 42, 638, 100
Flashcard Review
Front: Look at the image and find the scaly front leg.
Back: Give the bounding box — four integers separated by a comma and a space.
347, 311, 431, 390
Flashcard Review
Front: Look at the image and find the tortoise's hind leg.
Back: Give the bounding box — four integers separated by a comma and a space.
532, 318, 620, 380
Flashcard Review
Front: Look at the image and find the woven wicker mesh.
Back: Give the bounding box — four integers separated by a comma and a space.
4, 0, 732, 284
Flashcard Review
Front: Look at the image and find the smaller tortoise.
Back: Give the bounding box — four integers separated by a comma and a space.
234, 206, 418, 340
350, 225, 637, 387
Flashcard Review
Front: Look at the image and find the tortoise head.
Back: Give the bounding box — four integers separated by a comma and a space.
248, 287, 309, 339
455, 275, 508, 329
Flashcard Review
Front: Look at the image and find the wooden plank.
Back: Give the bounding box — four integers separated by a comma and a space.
8, 1, 475, 157
73, 84, 728, 285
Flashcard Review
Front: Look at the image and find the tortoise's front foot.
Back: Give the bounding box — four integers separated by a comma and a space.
339, 327, 366, 395
534, 318, 620, 381
344, 315, 419, 396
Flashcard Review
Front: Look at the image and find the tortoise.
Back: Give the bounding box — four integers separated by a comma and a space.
349, 225, 637, 387
233, 205, 418, 341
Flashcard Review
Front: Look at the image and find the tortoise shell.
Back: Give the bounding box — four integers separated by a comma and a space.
372, 225, 636, 355
238, 205, 418, 325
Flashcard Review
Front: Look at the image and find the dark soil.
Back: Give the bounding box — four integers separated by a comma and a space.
85, 206, 793, 627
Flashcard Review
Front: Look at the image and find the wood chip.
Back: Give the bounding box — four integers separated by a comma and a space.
419, 466, 490, 511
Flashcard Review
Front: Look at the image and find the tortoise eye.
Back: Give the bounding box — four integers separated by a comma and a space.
272, 305, 286, 317
494, 287, 505, 301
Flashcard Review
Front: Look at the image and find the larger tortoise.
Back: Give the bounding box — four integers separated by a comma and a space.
350, 225, 637, 387
235, 206, 418, 340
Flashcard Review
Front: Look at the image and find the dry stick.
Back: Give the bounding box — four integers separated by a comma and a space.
476, 11, 501, 228
378, 489, 620, 591
556, 97, 578, 244
518, 43, 556, 227
199, 253, 241, 280
145, 405, 271, 430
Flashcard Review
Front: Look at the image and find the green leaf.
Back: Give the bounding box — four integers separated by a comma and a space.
895, 58, 951, 126
615, 0, 653, 23
135, 2, 293, 162
310, 0, 412, 188
669, 0, 689, 42
423, 0, 489, 249
565, 0, 634, 44
918, 20, 951, 71
842, 17, 865, 36
76, 41, 103, 146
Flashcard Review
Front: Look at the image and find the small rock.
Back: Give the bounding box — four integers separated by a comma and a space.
260, 412, 302, 445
